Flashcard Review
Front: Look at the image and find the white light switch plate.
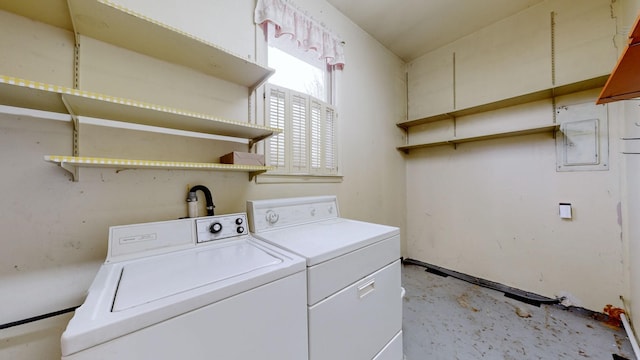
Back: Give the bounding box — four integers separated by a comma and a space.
559, 203, 572, 219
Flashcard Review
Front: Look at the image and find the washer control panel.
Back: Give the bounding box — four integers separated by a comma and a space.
195, 213, 248, 243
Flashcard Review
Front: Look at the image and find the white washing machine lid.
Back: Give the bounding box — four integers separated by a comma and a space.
61, 238, 305, 357
253, 218, 399, 266
112, 240, 282, 311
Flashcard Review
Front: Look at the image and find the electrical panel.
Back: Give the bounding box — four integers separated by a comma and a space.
555, 102, 608, 172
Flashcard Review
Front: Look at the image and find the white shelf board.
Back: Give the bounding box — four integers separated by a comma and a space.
398, 76, 608, 129
0, 76, 69, 114
398, 124, 559, 152
0, 0, 72, 30
66, 0, 274, 90
0, 75, 279, 142
44, 155, 273, 181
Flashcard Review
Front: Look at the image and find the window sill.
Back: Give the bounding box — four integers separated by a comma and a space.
255, 173, 343, 184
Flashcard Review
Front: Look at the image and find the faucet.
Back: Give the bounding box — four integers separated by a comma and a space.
187, 185, 215, 218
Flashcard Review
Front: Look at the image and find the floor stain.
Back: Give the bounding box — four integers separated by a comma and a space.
402, 263, 636, 360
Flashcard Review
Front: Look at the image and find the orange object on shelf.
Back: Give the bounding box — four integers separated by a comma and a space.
597, 14, 640, 104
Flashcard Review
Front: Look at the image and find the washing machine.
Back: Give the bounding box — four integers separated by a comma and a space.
61, 213, 308, 360
247, 196, 403, 360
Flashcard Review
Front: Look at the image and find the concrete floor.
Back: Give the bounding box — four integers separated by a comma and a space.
402, 263, 636, 360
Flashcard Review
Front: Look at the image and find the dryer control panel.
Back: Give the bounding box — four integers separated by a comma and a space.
196, 213, 248, 243
247, 196, 339, 233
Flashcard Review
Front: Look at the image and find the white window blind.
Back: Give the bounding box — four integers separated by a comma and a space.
265, 84, 338, 176
291, 94, 307, 171
310, 101, 322, 170
267, 87, 286, 170
324, 107, 337, 172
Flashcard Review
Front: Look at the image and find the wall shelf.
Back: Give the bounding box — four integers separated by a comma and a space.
0, 75, 280, 142
597, 14, 640, 104
0, 2, 278, 182
0, 0, 274, 91
44, 155, 273, 181
398, 76, 608, 129
397, 124, 559, 153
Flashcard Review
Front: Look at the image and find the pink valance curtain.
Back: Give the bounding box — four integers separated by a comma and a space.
255, 0, 345, 69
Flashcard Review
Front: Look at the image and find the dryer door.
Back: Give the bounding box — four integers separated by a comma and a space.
308, 260, 402, 360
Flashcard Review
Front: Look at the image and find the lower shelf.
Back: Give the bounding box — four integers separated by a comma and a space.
44, 155, 272, 181
397, 124, 560, 153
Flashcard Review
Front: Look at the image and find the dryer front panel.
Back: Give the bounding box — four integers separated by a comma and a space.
308, 260, 402, 360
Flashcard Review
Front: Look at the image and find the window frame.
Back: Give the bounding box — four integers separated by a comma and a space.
252, 25, 342, 184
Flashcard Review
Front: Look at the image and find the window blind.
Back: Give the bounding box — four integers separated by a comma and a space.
265, 84, 338, 175
267, 87, 286, 170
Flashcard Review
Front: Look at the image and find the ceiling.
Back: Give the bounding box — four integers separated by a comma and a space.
325, 0, 546, 62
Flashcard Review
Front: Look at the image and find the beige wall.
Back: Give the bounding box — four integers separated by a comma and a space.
405, 91, 625, 310
405, 0, 637, 315
0, 1, 406, 358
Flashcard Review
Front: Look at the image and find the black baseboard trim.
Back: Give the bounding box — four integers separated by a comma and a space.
425, 267, 449, 278
403, 258, 558, 306
402, 258, 622, 326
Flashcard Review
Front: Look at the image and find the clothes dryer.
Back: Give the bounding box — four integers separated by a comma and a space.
247, 196, 403, 360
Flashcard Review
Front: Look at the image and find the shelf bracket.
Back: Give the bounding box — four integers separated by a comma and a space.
452, 116, 457, 137
249, 133, 274, 149
249, 69, 275, 95
59, 161, 79, 182
452, 116, 458, 150
61, 95, 80, 181
249, 170, 267, 181
61, 95, 80, 155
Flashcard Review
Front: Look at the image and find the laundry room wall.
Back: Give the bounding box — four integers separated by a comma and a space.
0, 1, 406, 359
404, 0, 637, 314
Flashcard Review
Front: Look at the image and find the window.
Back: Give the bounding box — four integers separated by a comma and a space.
263, 34, 339, 177
254, 0, 344, 180
266, 84, 337, 175
268, 46, 327, 102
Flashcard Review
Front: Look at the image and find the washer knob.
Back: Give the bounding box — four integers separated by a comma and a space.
235, 218, 244, 225
237, 226, 245, 234
209, 222, 222, 233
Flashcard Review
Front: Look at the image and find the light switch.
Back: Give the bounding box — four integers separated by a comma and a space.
559, 203, 572, 219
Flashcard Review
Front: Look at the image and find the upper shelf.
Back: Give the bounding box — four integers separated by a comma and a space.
597, 14, 640, 104
399, 76, 609, 129
0, 0, 274, 91
0, 75, 280, 142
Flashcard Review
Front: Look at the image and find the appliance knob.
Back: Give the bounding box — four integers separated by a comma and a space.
235, 218, 243, 225
265, 210, 279, 224
209, 222, 222, 233
237, 226, 245, 234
